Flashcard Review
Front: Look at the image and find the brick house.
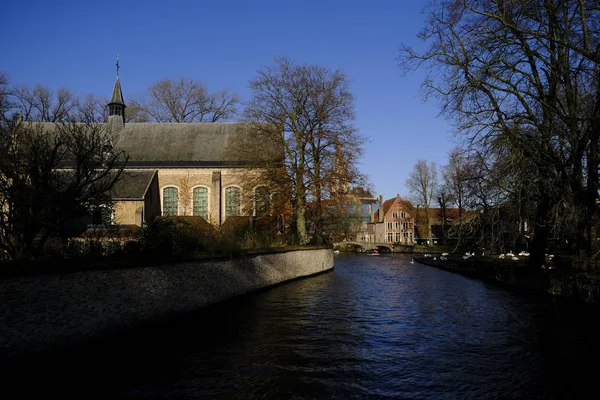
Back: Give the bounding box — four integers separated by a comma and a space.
365, 195, 415, 244
105, 76, 277, 226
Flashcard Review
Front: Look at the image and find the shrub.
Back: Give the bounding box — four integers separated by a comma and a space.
142, 216, 210, 258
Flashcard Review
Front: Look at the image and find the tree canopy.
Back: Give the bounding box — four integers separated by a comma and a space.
243, 58, 365, 244
130, 77, 239, 123
0, 121, 128, 261
401, 0, 600, 266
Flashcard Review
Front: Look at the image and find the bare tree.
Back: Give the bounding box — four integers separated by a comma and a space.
75, 94, 105, 123
124, 101, 150, 123
0, 121, 128, 261
243, 58, 363, 244
132, 77, 238, 123
11, 84, 78, 122
400, 0, 600, 267
406, 160, 438, 246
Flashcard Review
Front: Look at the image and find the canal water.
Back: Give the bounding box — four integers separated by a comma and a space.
9, 253, 600, 398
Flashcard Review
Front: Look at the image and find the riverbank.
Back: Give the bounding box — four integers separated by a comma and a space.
0, 248, 334, 358
415, 254, 600, 306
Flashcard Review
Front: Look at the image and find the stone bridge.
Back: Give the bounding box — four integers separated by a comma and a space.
333, 241, 395, 253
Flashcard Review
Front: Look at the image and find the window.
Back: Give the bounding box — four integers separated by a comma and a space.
225, 187, 241, 217
254, 186, 270, 217
91, 204, 113, 225
387, 222, 393, 230
193, 187, 208, 219
387, 232, 393, 242
163, 187, 178, 216
401, 212, 406, 218
395, 232, 401, 242
395, 222, 401, 230
393, 212, 398, 218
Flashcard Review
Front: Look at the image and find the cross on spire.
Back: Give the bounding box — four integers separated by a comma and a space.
116, 54, 120, 77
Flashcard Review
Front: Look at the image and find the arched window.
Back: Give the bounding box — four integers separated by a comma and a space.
163, 187, 178, 216
193, 187, 209, 220
225, 186, 241, 218
254, 186, 270, 217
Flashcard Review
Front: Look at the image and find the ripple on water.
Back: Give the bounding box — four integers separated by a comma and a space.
28, 253, 600, 399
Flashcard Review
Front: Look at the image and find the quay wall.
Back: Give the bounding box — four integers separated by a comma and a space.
415, 257, 600, 306
0, 248, 334, 357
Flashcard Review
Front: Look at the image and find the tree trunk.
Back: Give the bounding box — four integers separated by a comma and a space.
296, 207, 306, 245
528, 197, 551, 268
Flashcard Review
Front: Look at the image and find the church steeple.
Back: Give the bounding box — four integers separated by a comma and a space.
107, 55, 126, 131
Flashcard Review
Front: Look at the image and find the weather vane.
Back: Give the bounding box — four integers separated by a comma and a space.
116, 54, 120, 77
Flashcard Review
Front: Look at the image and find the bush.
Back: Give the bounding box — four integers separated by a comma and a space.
143, 216, 211, 258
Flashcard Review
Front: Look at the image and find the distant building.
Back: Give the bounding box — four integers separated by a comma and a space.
366, 195, 415, 245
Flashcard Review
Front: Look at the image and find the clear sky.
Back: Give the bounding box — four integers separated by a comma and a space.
1, 0, 456, 201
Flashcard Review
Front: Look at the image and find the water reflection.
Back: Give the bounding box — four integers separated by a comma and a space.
5, 253, 600, 399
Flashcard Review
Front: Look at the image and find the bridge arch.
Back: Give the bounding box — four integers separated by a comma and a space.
333, 242, 394, 253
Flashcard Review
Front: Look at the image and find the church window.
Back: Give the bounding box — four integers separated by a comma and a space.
254, 186, 270, 217
193, 187, 208, 219
225, 187, 241, 218
163, 187, 178, 216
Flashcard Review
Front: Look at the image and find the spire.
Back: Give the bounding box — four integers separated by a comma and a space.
109, 76, 125, 106
107, 54, 126, 131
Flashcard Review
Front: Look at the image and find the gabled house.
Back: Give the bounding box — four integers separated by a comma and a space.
367, 195, 415, 244
110, 169, 160, 226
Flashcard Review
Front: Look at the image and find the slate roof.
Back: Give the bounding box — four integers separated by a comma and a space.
111, 169, 157, 200
22, 121, 278, 168
109, 76, 125, 106
113, 122, 263, 167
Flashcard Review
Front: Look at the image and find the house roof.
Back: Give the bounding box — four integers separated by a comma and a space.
109, 76, 125, 106
22, 120, 279, 168
381, 196, 414, 216
113, 122, 265, 167
371, 196, 415, 223
111, 169, 157, 200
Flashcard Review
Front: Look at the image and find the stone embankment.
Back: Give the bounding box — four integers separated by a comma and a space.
415, 254, 600, 306
0, 248, 333, 358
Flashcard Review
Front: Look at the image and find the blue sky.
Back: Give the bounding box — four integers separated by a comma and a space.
1, 0, 456, 201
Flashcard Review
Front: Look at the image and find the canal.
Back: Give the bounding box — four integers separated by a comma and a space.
8, 253, 600, 398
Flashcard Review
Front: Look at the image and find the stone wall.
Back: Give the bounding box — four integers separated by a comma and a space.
0, 248, 333, 358
415, 256, 600, 306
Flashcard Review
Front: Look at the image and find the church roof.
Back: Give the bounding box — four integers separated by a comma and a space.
109, 76, 125, 106
113, 122, 265, 167
111, 169, 157, 200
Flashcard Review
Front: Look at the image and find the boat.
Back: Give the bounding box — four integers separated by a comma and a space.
365, 249, 379, 255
